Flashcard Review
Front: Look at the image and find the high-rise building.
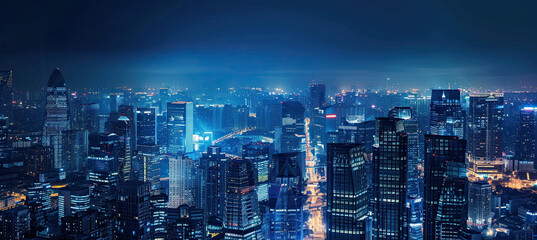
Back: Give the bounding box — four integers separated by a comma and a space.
150, 194, 168, 239
114, 115, 132, 182
137, 145, 161, 193
224, 158, 262, 239
61, 129, 88, 173
429, 89, 466, 139
372, 117, 409, 240
0, 205, 29, 240
168, 155, 195, 208
268, 153, 304, 239
87, 133, 119, 214
515, 106, 537, 171
280, 101, 305, 153
424, 135, 467, 239
167, 205, 205, 239
116, 181, 151, 240
136, 107, 156, 146
0, 70, 13, 120
242, 142, 271, 202
468, 181, 492, 231
43, 68, 70, 169
167, 102, 193, 154
468, 94, 504, 177
326, 143, 368, 240
200, 146, 227, 219
57, 186, 91, 226
308, 82, 326, 110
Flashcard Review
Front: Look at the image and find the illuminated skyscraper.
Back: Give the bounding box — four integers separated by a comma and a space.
167, 102, 193, 154
115, 181, 151, 240
280, 101, 305, 153
200, 145, 227, 219
136, 107, 156, 146
515, 106, 537, 171
468, 94, 504, 177
424, 135, 467, 239
243, 142, 271, 202
429, 89, 466, 139
137, 144, 161, 193
224, 158, 262, 239
372, 117, 409, 240
168, 155, 195, 208
115, 115, 132, 182
43, 68, 70, 169
308, 82, 326, 110
468, 181, 492, 231
326, 143, 368, 240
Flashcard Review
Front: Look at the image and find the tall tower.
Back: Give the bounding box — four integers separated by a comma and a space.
326, 143, 368, 240
200, 145, 227, 219
468, 94, 504, 177
269, 153, 304, 240
137, 107, 157, 146
430, 89, 466, 139
43, 68, 70, 169
242, 142, 271, 202
424, 135, 467, 239
167, 102, 193, 154
116, 181, 151, 240
308, 82, 326, 110
224, 158, 262, 239
116, 115, 132, 182
468, 181, 492, 231
515, 106, 537, 171
372, 117, 408, 240
280, 101, 305, 153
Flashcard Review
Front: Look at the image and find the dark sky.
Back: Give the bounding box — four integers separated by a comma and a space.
1, 0, 537, 90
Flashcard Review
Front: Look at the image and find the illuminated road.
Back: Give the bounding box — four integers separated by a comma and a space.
304, 118, 326, 239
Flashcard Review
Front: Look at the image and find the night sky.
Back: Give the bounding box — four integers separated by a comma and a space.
2, 0, 537, 90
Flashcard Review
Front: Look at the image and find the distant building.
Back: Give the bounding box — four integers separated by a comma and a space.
327, 143, 368, 240
280, 101, 305, 153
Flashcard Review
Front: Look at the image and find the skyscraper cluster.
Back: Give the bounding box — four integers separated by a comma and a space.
2, 68, 537, 240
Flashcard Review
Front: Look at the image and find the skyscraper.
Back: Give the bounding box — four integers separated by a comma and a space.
116, 181, 151, 240
308, 82, 326, 110
269, 153, 304, 239
468, 94, 504, 177
115, 115, 132, 182
0, 70, 13, 120
224, 158, 262, 239
200, 145, 227, 219
87, 133, 119, 213
43, 68, 70, 169
515, 106, 537, 171
168, 155, 195, 208
468, 181, 492, 231
372, 117, 409, 240
326, 143, 368, 240
280, 101, 305, 153
429, 89, 466, 139
136, 107, 157, 146
167, 102, 193, 154
61, 129, 88, 173
424, 135, 467, 239
137, 144, 161, 194
242, 142, 271, 202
